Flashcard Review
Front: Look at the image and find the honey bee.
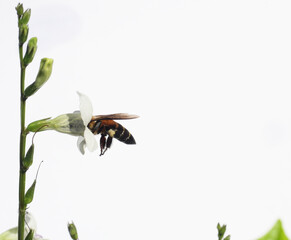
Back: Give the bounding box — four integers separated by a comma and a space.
88, 113, 139, 156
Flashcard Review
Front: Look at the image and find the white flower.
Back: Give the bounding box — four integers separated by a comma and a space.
27, 92, 98, 155
76, 92, 98, 154
0, 212, 47, 240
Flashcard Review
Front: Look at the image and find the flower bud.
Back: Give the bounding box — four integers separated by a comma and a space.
22, 144, 34, 172
15, 3, 24, 16
217, 223, 227, 240
68, 222, 79, 240
24, 180, 36, 205
23, 37, 37, 67
20, 9, 31, 25
24, 58, 53, 98
19, 24, 29, 46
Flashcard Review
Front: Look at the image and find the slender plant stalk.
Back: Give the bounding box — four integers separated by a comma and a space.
18, 42, 27, 240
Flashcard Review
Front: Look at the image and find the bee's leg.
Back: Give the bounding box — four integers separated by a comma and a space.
100, 134, 107, 156
101, 136, 112, 155
106, 136, 113, 148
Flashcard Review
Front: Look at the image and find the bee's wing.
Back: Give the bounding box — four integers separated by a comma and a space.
92, 113, 139, 121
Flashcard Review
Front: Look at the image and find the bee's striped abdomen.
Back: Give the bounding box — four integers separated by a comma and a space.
111, 124, 136, 144
106, 123, 136, 144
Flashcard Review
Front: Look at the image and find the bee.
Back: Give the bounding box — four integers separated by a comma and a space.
87, 113, 139, 156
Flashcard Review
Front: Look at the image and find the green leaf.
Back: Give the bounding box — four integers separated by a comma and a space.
24, 180, 36, 205
22, 144, 34, 171
258, 220, 289, 240
24, 229, 34, 240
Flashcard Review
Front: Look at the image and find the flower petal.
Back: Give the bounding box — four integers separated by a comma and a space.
77, 92, 93, 125
34, 234, 48, 240
25, 212, 37, 232
84, 128, 98, 152
77, 136, 86, 155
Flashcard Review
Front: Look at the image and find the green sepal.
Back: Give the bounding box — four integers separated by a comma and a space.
24, 180, 36, 205
27, 117, 52, 132
20, 9, 31, 25
15, 3, 24, 16
23, 37, 37, 67
19, 24, 29, 46
24, 58, 54, 98
68, 222, 79, 240
24, 229, 34, 240
257, 220, 289, 240
22, 144, 34, 171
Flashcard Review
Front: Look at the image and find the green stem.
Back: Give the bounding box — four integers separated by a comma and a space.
18, 43, 27, 240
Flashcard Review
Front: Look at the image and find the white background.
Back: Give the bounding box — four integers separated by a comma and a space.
1, 0, 291, 239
